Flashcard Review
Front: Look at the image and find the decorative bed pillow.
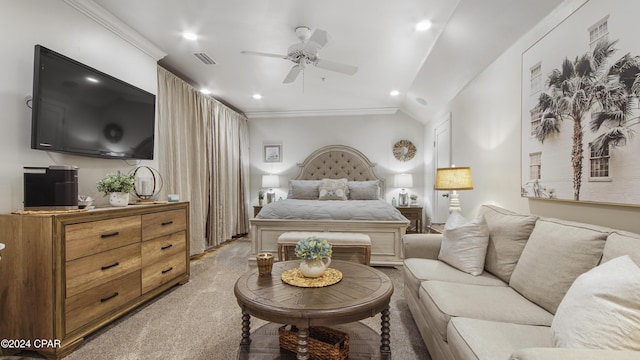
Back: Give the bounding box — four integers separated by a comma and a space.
551, 255, 640, 350
287, 180, 321, 200
438, 211, 490, 276
348, 180, 380, 200
318, 178, 348, 200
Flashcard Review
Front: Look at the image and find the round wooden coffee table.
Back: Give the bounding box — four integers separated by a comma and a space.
234, 260, 393, 360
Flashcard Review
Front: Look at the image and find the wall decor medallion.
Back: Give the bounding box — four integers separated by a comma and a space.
393, 140, 416, 161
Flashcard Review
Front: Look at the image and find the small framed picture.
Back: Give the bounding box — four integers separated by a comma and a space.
264, 144, 281, 163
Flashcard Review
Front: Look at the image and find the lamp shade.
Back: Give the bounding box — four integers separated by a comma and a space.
394, 173, 413, 188
261, 174, 279, 188
434, 167, 473, 190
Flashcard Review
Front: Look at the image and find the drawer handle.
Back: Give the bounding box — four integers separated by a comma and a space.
161, 221, 174, 226
161, 267, 174, 274
100, 292, 119, 303
101, 231, 120, 238
161, 244, 173, 250
101, 262, 120, 271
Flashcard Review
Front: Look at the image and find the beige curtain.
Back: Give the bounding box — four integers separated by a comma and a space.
157, 66, 250, 254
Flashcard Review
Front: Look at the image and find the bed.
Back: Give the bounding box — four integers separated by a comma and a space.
250, 145, 410, 266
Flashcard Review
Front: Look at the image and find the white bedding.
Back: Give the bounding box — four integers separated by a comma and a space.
255, 199, 409, 222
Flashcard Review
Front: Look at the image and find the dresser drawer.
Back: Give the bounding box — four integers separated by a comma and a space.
65, 270, 141, 334
141, 232, 187, 294
142, 209, 186, 241
66, 215, 141, 261
66, 243, 141, 298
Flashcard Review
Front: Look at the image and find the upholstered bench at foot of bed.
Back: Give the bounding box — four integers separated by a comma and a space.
277, 231, 372, 265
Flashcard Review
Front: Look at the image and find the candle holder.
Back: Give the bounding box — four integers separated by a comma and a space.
133, 166, 163, 202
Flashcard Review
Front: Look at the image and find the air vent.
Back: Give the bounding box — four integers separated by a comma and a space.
193, 52, 216, 65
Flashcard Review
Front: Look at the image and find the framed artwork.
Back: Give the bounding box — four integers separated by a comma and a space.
263, 144, 281, 163
521, 0, 640, 206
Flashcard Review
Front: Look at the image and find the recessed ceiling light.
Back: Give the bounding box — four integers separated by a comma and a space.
183, 32, 198, 41
415, 20, 432, 32
200, 88, 211, 95
390, 90, 400, 96
252, 93, 263, 100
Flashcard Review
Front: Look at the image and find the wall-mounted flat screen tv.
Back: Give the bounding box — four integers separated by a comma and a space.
31, 45, 155, 160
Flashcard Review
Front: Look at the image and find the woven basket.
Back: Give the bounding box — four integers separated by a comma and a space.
278, 325, 349, 360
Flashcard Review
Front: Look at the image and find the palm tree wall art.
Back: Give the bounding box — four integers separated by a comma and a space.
521, 0, 640, 206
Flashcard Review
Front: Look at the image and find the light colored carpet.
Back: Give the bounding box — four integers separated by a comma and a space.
5, 238, 430, 360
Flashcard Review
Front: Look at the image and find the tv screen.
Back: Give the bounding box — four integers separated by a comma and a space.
31, 45, 155, 160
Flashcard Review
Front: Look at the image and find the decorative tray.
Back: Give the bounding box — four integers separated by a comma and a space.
281, 268, 343, 288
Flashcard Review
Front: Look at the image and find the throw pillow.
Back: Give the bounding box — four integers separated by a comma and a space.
287, 180, 321, 199
438, 211, 490, 276
479, 205, 538, 283
552, 255, 640, 350
509, 218, 608, 314
318, 178, 348, 200
348, 180, 380, 200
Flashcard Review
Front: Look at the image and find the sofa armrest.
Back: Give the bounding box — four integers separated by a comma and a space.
402, 233, 442, 260
510, 348, 640, 360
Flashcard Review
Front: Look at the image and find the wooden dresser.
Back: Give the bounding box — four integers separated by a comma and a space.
0, 202, 190, 359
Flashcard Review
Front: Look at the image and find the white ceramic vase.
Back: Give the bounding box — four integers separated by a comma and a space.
299, 257, 331, 278
109, 192, 130, 207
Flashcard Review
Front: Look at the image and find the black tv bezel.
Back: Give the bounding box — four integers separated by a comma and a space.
31, 44, 156, 160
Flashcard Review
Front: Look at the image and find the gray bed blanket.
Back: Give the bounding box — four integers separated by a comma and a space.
255, 199, 409, 222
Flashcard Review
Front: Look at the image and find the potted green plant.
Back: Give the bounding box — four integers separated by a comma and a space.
258, 189, 264, 206
295, 236, 333, 278
97, 171, 135, 207
410, 194, 418, 205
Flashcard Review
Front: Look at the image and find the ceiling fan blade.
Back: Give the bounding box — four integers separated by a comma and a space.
304, 29, 329, 54
283, 65, 303, 84
308, 29, 329, 48
240, 50, 287, 59
315, 59, 358, 75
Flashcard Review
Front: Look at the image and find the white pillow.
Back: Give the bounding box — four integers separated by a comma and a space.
437, 211, 490, 276
552, 255, 640, 350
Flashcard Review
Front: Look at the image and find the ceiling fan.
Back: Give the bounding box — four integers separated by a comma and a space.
241, 26, 358, 84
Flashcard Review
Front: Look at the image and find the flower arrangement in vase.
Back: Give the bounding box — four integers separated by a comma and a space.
295, 236, 333, 278
97, 171, 135, 207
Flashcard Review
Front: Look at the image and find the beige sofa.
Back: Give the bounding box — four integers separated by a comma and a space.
403, 205, 640, 360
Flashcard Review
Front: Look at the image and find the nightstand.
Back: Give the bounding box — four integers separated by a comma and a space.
396, 206, 423, 233
427, 223, 445, 234
253, 205, 263, 217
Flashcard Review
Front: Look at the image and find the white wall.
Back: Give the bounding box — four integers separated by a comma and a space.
427, 0, 640, 233
0, 0, 159, 213
248, 112, 425, 207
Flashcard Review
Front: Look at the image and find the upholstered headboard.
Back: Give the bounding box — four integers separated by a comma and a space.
294, 145, 385, 194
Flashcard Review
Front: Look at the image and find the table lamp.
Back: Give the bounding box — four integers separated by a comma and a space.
394, 173, 414, 206
434, 166, 473, 213
262, 174, 279, 204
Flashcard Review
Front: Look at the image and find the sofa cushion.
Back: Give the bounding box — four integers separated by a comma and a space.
602, 231, 640, 265
448, 317, 552, 360
419, 281, 553, 342
509, 218, 608, 314
438, 211, 490, 276
403, 258, 506, 298
479, 205, 538, 283
552, 255, 640, 350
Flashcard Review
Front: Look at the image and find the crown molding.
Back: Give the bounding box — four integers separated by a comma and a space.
245, 107, 399, 119
63, 0, 167, 61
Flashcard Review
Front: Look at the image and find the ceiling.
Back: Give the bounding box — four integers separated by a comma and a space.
90, 0, 565, 121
